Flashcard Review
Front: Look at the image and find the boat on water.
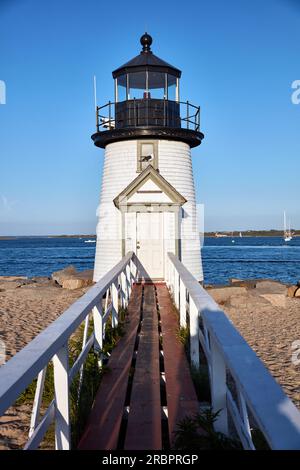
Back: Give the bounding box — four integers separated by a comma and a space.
239, 231, 242, 238
284, 211, 293, 242
84, 239, 96, 243
215, 232, 228, 238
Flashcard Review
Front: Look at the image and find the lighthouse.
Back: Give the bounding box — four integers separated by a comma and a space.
93, 34, 204, 282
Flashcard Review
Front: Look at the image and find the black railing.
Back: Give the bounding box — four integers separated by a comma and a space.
96, 99, 200, 132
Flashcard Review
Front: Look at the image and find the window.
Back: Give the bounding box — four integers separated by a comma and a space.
128, 72, 146, 100
167, 74, 177, 101
137, 141, 158, 172
116, 75, 127, 102
148, 72, 166, 99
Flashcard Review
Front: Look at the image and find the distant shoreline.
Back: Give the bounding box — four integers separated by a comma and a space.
0, 231, 299, 240
0, 235, 97, 240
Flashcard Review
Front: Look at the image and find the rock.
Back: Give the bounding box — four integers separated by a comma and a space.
287, 285, 298, 297
51, 266, 94, 290
255, 280, 287, 295
51, 265, 77, 285
207, 286, 248, 304
228, 293, 270, 308
229, 278, 257, 289
0, 276, 28, 281
259, 294, 287, 308
295, 287, 300, 298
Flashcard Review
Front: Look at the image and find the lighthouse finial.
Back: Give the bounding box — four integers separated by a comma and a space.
140, 32, 152, 53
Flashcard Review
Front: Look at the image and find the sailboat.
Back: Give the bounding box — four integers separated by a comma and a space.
239, 231, 242, 238
284, 211, 292, 242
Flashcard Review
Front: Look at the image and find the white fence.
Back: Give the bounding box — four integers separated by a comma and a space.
0, 252, 137, 450
166, 252, 300, 450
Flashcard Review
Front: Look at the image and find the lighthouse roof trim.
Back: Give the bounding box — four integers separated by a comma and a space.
113, 164, 187, 209
112, 33, 181, 79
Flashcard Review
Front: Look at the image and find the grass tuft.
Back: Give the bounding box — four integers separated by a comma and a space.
173, 408, 242, 450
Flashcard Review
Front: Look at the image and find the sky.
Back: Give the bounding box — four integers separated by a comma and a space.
0, 0, 299, 235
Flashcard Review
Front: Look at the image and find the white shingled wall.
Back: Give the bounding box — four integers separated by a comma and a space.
93, 139, 203, 282
158, 141, 202, 281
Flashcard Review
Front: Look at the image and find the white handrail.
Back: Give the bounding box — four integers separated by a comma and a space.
166, 252, 300, 450
0, 252, 137, 450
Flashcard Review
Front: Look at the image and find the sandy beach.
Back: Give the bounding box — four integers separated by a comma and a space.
0, 276, 300, 449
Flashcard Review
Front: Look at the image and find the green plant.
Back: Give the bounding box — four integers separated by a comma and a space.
177, 326, 190, 356
173, 408, 242, 450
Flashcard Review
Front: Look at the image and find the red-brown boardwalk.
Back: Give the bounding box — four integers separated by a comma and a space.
78, 283, 199, 450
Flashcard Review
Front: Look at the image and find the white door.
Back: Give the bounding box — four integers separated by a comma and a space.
136, 212, 164, 279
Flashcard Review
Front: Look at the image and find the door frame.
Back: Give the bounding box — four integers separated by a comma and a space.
120, 202, 182, 260
136, 211, 164, 280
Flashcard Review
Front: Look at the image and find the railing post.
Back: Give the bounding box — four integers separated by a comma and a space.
112, 280, 119, 328
130, 257, 136, 285
96, 106, 99, 132
189, 297, 199, 367
210, 335, 228, 435
134, 98, 136, 127
108, 101, 112, 130
93, 305, 103, 361
29, 367, 47, 438
165, 256, 170, 288
53, 343, 70, 450
179, 278, 186, 328
237, 385, 252, 442
174, 269, 180, 309
121, 270, 128, 308
187, 100, 190, 130
126, 263, 132, 299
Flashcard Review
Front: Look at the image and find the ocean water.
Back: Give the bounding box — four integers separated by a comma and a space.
0, 236, 300, 286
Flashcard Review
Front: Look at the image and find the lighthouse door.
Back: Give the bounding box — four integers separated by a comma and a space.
136, 212, 164, 279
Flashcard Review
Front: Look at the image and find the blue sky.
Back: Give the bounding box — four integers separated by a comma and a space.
0, 0, 299, 235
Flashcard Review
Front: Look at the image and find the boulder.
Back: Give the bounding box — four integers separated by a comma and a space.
0, 276, 28, 281
295, 287, 300, 298
259, 294, 287, 308
51, 266, 94, 290
207, 286, 248, 304
229, 278, 257, 289
254, 280, 287, 295
287, 285, 298, 298
52, 265, 77, 285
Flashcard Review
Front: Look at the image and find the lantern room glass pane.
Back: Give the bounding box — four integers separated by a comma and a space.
128, 72, 146, 99
167, 74, 177, 101
148, 71, 166, 99
116, 75, 127, 102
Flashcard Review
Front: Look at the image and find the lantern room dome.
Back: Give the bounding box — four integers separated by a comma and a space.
112, 33, 181, 79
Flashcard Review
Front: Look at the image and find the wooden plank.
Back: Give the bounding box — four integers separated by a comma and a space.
78, 284, 142, 450
156, 284, 199, 447
124, 285, 162, 450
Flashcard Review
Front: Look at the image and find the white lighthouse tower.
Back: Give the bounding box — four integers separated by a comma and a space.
93, 34, 204, 282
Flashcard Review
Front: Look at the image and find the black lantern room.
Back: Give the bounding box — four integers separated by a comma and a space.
92, 34, 204, 148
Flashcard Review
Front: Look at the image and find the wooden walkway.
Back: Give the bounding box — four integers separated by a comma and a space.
78, 283, 199, 450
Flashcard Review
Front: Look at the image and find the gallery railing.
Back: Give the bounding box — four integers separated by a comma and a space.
95, 99, 200, 132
